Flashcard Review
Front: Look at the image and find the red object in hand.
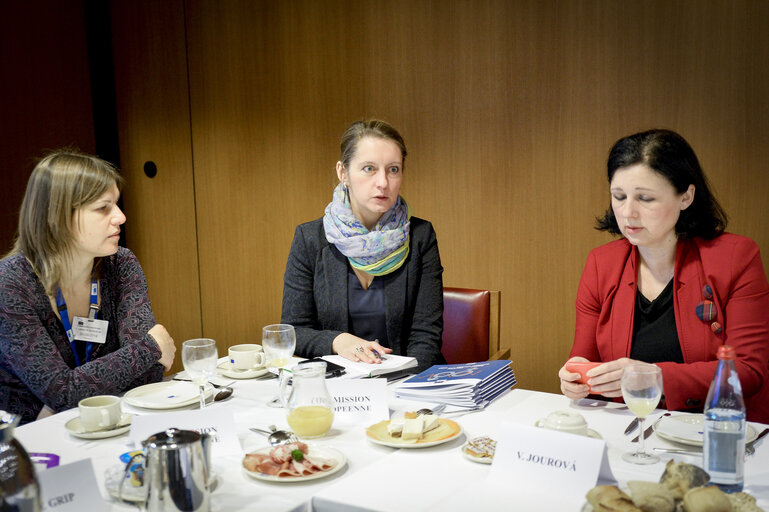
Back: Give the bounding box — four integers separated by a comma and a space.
564, 361, 602, 385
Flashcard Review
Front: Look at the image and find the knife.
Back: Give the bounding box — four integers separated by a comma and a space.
653, 447, 701, 455
632, 424, 654, 443
631, 412, 670, 442
624, 417, 640, 436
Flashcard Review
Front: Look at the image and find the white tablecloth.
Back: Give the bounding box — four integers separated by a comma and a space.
15, 378, 769, 511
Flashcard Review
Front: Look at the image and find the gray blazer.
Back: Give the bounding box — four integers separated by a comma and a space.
281, 217, 445, 371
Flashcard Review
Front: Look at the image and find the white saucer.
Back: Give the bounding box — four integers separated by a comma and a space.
104, 464, 220, 503
217, 361, 270, 379
66, 414, 132, 439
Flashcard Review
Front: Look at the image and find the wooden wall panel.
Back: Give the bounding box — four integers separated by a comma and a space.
118, 0, 768, 392
110, 0, 201, 373
0, 0, 96, 253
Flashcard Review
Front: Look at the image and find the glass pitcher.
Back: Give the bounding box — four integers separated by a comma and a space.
0, 411, 41, 512
280, 361, 335, 438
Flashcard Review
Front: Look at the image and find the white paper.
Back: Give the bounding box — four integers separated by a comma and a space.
326, 379, 389, 427
486, 421, 615, 509
322, 354, 416, 378
129, 408, 241, 457
38, 458, 108, 511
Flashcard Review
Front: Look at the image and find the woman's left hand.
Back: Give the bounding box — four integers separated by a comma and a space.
586, 357, 654, 397
332, 333, 393, 364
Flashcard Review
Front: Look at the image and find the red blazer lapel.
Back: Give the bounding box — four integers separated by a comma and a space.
612, 246, 637, 360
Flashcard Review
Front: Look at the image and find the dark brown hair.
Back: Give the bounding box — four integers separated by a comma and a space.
596, 129, 727, 239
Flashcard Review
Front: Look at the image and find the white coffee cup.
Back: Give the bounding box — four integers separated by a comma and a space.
535, 410, 589, 436
228, 344, 265, 370
79, 395, 122, 432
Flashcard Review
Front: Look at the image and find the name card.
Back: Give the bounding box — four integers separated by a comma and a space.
38, 458, 107, 511
486, 421, 616, 510
326, 379, 389, 427
130, 408, 240, 457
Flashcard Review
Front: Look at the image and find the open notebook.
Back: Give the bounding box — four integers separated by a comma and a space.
321, 354, 417, 378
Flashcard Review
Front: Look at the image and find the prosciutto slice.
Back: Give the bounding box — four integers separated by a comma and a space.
243, 442, 337, 477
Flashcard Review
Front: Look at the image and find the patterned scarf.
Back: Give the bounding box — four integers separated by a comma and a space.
323, 183, 410, 276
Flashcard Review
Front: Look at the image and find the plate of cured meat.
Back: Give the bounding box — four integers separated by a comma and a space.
242, 442, 346, 482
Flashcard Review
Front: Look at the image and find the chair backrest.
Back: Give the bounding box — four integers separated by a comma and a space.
441, 287, 503, 364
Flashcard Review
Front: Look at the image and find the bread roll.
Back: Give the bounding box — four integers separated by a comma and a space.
681, 486, 731, 512
627, 481, 676, 512
586, 485, 643, 512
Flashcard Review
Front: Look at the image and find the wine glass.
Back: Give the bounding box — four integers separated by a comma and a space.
262, 324, 296, 407
621, 364, 663, 464
181, 338, 218, 409
262, 324, 296, 371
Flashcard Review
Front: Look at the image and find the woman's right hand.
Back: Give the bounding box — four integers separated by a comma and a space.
558, 356, 591, 400
148, 324, 176, 371
332, 333, 392, 363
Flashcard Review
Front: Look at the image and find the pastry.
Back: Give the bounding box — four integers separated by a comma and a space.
586, 485, 643, 511
626, 481, 675, 512
464, 436, 496, 459
659, 460, 710, 500
681, 486, 731, 512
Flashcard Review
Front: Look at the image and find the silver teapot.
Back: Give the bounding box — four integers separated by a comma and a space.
0, 411, 41, 512
123, 428, 211, 512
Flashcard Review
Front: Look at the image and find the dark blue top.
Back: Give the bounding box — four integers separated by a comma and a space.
347, 268, 389, 347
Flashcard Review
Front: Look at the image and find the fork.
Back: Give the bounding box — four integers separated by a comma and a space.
416, 404, 447, 416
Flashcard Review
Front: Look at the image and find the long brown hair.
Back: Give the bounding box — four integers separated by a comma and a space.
9, 150, 123, 295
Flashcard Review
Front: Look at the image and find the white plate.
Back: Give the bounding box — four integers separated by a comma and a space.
123, 381, 214, 410
366, 419, 464, 448
66, 414, 132, 439
653, 413, 759, 447
217, 361, 270, 380
242, 446, 346, 482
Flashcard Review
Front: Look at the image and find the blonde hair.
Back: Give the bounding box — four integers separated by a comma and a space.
9, 150, 123, 295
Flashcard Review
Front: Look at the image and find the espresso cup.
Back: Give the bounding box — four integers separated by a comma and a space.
79, 395, 122, 432
535, 410, 588, 436
228, 344, 265, 370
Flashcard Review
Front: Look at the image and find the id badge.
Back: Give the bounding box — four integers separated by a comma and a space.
72, 317, 108, 344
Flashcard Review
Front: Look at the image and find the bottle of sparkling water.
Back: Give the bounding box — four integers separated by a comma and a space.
703, 345, 746, 493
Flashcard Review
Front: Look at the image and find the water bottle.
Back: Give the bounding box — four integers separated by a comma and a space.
703, 345, 745, 493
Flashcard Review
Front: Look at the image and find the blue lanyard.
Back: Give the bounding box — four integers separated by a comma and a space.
56, 279, 99, 366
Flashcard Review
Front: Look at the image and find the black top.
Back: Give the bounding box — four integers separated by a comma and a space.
281, 216, 446, 371
630, 279, 684, 364
347, 268, 389, 347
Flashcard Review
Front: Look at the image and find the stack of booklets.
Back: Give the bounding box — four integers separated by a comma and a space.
394, 360, 516, 408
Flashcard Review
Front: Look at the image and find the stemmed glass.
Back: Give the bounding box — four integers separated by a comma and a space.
621, 364, 663, 464
262, 324, 296, 407
182, 338, 218, 409
262, 324, 296, 371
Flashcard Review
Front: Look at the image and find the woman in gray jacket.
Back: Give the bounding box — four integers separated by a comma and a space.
281, 120, 445, 371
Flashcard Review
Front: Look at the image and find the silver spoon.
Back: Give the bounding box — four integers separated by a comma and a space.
213, 386, 233, 401
249, 425, 297, 445
174, 377, 233, 402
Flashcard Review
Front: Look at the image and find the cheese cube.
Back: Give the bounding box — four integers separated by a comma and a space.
422, 414, 440, 433
388, 417, 405, 437
402, 418, 424, 442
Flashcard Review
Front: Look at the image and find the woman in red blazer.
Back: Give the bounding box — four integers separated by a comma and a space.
559, 130, 769, 423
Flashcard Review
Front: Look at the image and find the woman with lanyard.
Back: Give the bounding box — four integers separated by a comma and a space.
281, 119, 445, 371
0, 150, 176, 424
